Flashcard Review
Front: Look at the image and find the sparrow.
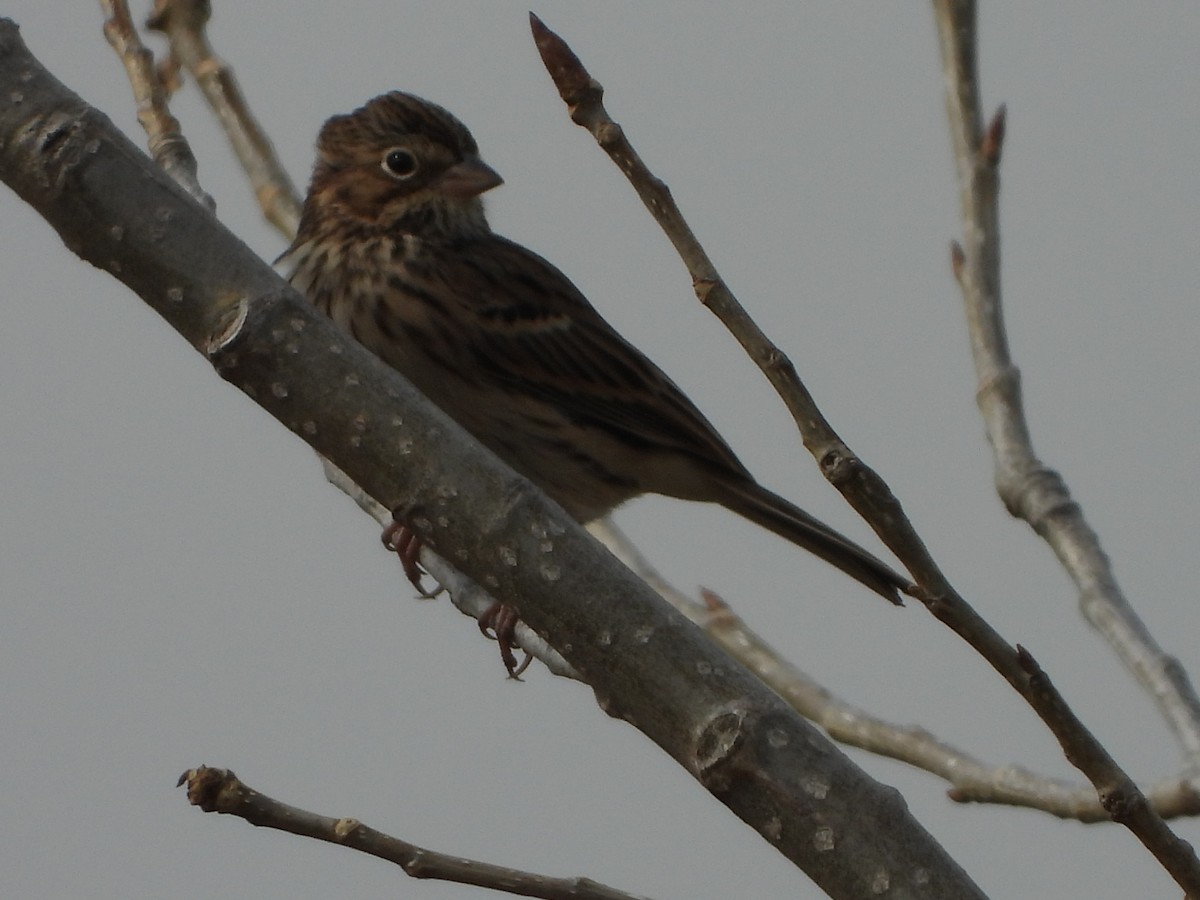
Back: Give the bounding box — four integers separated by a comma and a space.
280, 92, 909, 667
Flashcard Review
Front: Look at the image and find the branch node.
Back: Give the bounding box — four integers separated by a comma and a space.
1015, 644, 1039, 675
693, 277, 717, 304
980, 104, 1007, 167
695, 707, 748, 778
333, 817, 362, 840
206, 297, 249, 355
950, 240, 966, 283
818, 447, 859, 486
595, 120, 623, 147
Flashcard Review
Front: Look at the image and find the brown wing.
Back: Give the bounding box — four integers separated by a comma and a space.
441, 234, 752, 480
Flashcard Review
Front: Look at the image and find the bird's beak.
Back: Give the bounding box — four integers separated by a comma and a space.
438, 157, 503, 199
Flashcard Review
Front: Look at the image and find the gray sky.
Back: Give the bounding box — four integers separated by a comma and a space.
3, 3, 1199, 898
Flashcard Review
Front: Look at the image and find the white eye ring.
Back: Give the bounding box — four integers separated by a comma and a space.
382, 148, 419, 179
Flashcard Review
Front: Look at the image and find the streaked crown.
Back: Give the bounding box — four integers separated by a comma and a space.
317, 92, 479, 167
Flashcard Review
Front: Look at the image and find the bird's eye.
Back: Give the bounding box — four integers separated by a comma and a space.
382, 148, 419, 179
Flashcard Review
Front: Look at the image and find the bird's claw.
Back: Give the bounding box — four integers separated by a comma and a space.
381, 520, 442, 598
478, 601, 532, 678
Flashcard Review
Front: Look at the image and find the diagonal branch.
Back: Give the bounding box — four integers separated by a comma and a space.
934, 0, 1200, 768
597, 523, 1200, 820
931, 0, 1200, 890
528, 14, 922, 582
530, 9, 1200, 895
99, 0, 209, 207
147, 0, 301, 237
123, 0, 574, 676
0, 21, 987, 899
178, 766, 654, 900
128, 0, 1200, 839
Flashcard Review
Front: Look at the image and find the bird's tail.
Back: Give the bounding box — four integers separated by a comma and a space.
714, 479, 909, 605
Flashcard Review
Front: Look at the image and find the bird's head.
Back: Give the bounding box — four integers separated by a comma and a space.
303, 91, 503, 237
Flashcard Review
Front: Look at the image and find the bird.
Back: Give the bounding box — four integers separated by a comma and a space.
279, 91, 909, 658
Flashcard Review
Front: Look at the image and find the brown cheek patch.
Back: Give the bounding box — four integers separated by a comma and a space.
329, 174, 393, 221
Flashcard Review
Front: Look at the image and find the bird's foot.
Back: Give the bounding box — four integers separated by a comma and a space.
381, 518, 442, 598
478, 601, 532, 679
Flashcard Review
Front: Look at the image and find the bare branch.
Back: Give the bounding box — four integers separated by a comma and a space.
105, 0, 571, 677
178, 766, 653, 900
529, 13, 921, 578
147, 0, 301, 237
601, 519, 1200, 820
933, 0, 1200, 891
934, 0, 1200, 769
532, 8, 1200, 894
0, 23, 987, 898
99, 0, 210, 207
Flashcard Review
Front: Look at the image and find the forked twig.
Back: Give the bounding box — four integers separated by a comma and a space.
597, 521, 1200, 818
147, 0, 300, 236
937, 0, 1200, 767
99, 0, 210, 206
933, 0, 1200, 888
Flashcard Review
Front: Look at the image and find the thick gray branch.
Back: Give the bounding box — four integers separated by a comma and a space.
0, 19, 984, 900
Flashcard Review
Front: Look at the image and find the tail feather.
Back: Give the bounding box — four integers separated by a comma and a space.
715, 479, 908, 605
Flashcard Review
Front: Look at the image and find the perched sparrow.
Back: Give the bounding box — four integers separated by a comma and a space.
281, 91, 909, 615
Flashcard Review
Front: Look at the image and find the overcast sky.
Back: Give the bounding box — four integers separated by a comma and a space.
3, 3, 1200, 898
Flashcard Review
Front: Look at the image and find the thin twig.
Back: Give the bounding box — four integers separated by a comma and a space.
531, 9, 1200, 895
178, 767, 652, 900
102, 2, 571, 678
2, 29, 993, 891
99, 0, 210, 207
147, 0, 300, 237
598, 519, 1200, 819
937, 0, 1200, 767
931, 0, 1200, 892
528, 13, 923, 579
